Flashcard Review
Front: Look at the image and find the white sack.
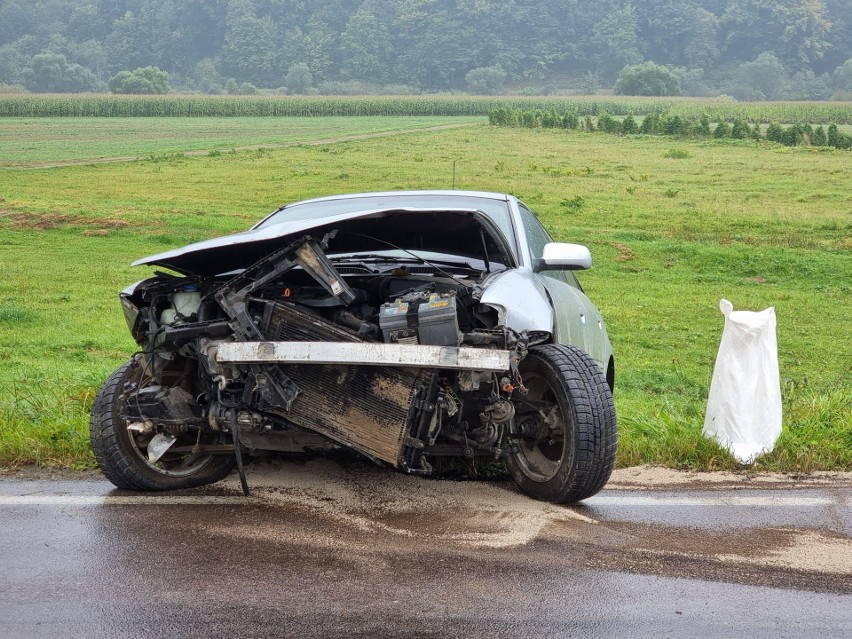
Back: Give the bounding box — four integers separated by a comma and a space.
703, 299, 782, 464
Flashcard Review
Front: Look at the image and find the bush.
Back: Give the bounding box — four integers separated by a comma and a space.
698, 113, 711, 136
811, 126, 827, 146
108, 66, 170, 94
662, 114, 689, 136
713, 122, 731, 138
827, 124, 852, 149
489, 107, 521, 127
597, 110, 622, 133
614, 62, 681, 96
465, 65, 506, 95
521, 110, 538, 128
780, 124, 805, 146
765, 122, 784, 143
285, 63, 312, 95
622, 112, 638, 134
562, 109, 580, 129
730, 119, 750, 139
640, 112, 661, 134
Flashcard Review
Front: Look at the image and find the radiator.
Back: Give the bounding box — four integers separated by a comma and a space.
259, 301, 427, 466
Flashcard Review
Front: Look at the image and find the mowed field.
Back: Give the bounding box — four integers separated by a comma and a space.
0, 116, 480, 166
0, 117, 849, 471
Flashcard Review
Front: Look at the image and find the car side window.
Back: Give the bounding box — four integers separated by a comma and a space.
518, 205, 570, 284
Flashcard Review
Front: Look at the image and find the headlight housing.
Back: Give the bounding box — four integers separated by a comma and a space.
120, 294, 147, 343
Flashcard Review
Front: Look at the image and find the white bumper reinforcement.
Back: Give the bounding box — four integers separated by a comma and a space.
215, 341, 511, 371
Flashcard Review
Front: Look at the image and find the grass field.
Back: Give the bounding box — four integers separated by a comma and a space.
0, 116, 480, 166
0, 119, 849, 472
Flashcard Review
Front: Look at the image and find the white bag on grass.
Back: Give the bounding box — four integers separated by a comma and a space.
703, 299, 782, 464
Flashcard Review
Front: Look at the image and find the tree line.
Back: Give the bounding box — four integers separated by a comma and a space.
1, 0, 850, 99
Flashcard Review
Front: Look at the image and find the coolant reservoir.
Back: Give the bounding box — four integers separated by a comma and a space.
160, 289, 201, 325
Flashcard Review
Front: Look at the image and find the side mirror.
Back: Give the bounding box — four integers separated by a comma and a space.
531, 243, 592, 271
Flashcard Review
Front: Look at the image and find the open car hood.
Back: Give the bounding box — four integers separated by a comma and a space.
133, 208, 516, 276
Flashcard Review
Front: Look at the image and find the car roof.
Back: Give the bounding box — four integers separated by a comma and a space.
254, 190, 516, 227
285, 190, 512, 207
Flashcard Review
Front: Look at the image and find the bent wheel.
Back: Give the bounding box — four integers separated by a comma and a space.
89, 359, 235, 491
507, 344, 617, 503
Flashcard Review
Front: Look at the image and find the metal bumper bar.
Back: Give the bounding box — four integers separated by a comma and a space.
215, 341, 511, 371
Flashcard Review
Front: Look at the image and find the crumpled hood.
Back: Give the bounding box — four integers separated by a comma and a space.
133, 207, 516, 276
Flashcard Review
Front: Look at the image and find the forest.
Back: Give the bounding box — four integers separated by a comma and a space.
1, 0, 851, 99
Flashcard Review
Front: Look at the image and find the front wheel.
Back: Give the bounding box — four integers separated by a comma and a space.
507, 344, 617, 503
89, 359, 235, 491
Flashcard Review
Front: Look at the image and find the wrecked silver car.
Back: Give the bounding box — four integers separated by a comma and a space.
90, 191, 617, 503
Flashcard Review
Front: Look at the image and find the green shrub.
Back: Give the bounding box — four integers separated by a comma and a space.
713, 121, 731, 138
640, 112, 661, 134
108, 66, 171, 95
622, 112, 638, 134
811, 125, 827, 146
731, 119, 750, 139
766, 122, 785, 142
827, 123, 851, 149
521, 110, 538, 128
562, 109, 580, 129
597, 110, 622, 133
662, 114, 689, 136
781, 124, 805, 146
698, 112, 711, 136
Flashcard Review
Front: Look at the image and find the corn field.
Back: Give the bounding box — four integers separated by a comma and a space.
0, 94, 850, 123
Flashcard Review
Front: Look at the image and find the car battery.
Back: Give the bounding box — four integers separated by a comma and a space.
379, 293, 461, 346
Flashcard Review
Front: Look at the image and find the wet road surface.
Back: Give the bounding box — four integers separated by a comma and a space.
1, 460, 850, 638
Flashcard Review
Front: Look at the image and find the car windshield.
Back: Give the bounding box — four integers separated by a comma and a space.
256, 193, 517, 254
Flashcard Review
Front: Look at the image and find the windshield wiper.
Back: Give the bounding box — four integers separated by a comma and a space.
332, 254, 480, 271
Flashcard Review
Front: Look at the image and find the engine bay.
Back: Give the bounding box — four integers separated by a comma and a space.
118, 234, 534, 478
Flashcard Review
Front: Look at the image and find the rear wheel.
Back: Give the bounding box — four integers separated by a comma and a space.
90, 359, 235, 491
507, 344, 617, 503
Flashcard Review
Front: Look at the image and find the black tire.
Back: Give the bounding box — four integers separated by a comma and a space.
89, 359, 236, 491
506, 344, 617, 504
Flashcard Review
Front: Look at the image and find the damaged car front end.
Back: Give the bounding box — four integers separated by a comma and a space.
91, 192, 617, 503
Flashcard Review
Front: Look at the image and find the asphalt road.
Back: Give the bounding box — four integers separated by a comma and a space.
1, 460, 850, 639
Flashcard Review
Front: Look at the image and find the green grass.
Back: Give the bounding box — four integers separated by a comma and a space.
0, 121, 849, 472
0, 116, 480, 166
